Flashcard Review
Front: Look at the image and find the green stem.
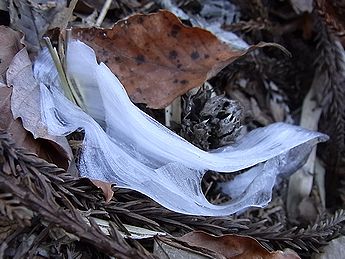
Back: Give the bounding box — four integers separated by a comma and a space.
44, 37, 84, 109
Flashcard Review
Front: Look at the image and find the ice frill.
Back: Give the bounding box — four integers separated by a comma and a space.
34, 41, 328, 216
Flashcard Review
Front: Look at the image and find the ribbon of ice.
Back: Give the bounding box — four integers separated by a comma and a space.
34, 41, 328, 216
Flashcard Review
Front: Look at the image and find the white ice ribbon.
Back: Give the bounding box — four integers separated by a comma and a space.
34, 41, 328, 216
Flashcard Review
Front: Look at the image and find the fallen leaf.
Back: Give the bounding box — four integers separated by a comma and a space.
0, 26, 23, 82
287, 86, 322, 221
154, 236, 212, 259
9, 0, 67, 53
73, 10, 278, 108
84, 216, 166, 239
175, 231, 300, 259
5, 44, 72, 169
91, 180, 114, 203
0, 86, 69, 168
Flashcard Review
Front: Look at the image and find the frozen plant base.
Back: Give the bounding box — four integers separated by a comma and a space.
34, 41, 328, 216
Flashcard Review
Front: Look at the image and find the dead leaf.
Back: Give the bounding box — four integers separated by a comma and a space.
91, 180, 114, 203
73, 10, 277, 108
175, 231, 300, 259
287, 86, 322, 221
5, 46, 72, 169
154, 236, 213, 259
9, 0, 67, 53
85, 216, 166, 239
0, 86, 69, 168
0, 26, 23, 82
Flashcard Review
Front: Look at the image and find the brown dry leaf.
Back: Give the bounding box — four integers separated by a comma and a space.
176, 231, 300, 259
73, 10, 279, 109
4, 42, 72, 169
91, 180, 114, 203
0, 26, 23, 82
0, 86, 69, 168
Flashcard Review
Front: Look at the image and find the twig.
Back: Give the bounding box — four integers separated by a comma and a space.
61, 0, 79, 31
96, 0, 112, 27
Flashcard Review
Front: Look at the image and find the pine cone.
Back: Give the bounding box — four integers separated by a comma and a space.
181, 87, 244, 150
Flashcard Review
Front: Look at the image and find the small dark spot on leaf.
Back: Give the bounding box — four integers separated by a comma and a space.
204, 54, 210, 59
135, 54, 145, 65
216, 58, 219, 61
136, 88, 143, 94
173, 79, 178, 83
138, 17, 144, 24
180, 80, 188, 85
177, 64, 182, 69
191, 51, 200, 60
171, 25, 181, 38
169, 50, 178, 60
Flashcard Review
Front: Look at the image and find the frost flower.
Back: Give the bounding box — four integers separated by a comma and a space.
34, 41, 328, 216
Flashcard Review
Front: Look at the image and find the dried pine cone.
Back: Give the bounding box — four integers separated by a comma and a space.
181, 87, 244, 150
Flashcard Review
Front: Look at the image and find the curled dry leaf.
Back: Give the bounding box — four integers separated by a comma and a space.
73, 10, 281, 108
2, 33, 72, 169
176, 231, 301, 259
9, 0, 68, 53
0, 26, 23, 82
0, 86, 68, 168
91, 180, 114, 203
